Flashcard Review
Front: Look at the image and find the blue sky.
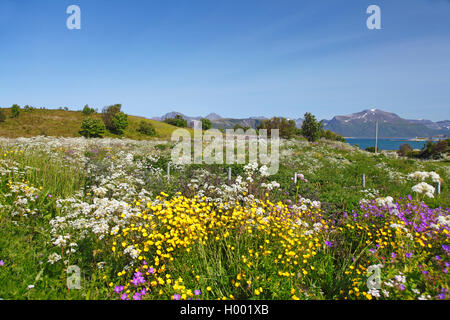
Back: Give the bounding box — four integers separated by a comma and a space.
1, 0, 449, 121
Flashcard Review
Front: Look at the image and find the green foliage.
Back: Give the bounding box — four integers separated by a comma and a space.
101, 104, 122, 131
259, 117, 297, 139
101, 104, 128, 134
418, 140, 449, 159
0, 109, 6, 123
320, 129, 345, 142
79, 118, 106, 138
137, 120, 156, 136
11, 104, 20, 118
112, 112, 128, 135
201, 118, 212, 130
233, 123, 250, 131
23, 105, 35, 112
164, 114, 188, 128
82, 105, 96, 115
365, 146, 376, 153
301, 112, 323, 142
398, 143, 413, 157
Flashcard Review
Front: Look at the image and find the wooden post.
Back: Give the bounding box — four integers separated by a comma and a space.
362, 174, 366, 189
167, 163, 170, 181
294, 172, 297, 184
375, 120, 378, 154
437, 181, 441, 195
228, 167, 231, 182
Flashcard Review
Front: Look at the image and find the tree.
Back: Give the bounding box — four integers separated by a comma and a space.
259, 117, 297, 139
201, 118, 212, 130
11, 104, 20, 118
112, 112, 128, 135
0, 109, 6, 122
301, 112, 323, 142
82, 105, 96, 115
137, 120, 156, 136
164, 114, 187, 128
102, 104, 128, 134
79, 118, 106, 138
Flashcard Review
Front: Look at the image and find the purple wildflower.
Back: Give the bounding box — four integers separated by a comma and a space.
114, 285, 124, 293
194, 290, 201, 296
173, 294, 181, 300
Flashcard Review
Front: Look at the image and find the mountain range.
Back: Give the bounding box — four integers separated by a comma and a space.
153, 109, 450, 138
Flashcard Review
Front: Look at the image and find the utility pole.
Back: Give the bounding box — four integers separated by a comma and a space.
375, 120, 378, 154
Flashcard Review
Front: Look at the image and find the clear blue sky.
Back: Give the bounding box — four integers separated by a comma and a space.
1, 0, 449, 121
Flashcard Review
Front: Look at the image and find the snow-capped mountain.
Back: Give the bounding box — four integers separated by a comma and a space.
324, 109, 450, 138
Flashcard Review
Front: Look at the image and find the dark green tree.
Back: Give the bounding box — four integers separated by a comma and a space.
112, 112, 128, 135
201, 118, 212, 130
301, 112, 323, 142
11, 104, 20, 118
79, 118, 106, 138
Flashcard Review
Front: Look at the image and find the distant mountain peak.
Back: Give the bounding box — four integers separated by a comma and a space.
205, 113, 222, 120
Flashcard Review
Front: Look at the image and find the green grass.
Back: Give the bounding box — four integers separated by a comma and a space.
0, 108, 185, 140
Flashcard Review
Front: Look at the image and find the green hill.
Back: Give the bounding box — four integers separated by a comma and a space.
0, 108, 185, 140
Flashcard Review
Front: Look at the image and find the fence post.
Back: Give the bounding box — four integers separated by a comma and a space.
167, 163, 170, 181
228, 167, 231, 182
362, 174, 366, 189
294, 172, 297, 184
437, 181, 441, 195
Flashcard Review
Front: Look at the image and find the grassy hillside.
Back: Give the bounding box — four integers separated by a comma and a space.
0, 108, 184, 140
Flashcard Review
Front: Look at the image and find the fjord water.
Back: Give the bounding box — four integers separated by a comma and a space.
345, 138, 427, 151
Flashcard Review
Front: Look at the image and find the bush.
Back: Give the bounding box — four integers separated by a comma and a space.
10, 104, 20, 118
365, 146, 376, 153
0, 109, 6, 122
398, 143, 413, 157
102, 104, 128, 134
82, 105, 96, 115
164, 115, 187, 128
320, 129, 346, 142
137, 120, 156, 136
418, 139, 449, 159
79, 118, 106, 138
23, 105, 35, 112
258, 117, 297, 139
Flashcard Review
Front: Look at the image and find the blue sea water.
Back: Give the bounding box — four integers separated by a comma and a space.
345, 138, 427, 151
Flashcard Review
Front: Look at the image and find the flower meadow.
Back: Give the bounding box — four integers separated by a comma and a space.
0, 136, 448, 300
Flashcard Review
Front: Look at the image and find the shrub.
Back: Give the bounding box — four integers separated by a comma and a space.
79, 118, 106, 138
10, 104, 20, 118
0, 109, 6, 122
137, 120, 156, 136
82, 105, 96, 115
23, 105, 35, 112
258, 117, 297, 139
164, 114, 187, 128
398, 143, 413, 157
320, 129, 346, 142
365, 146, 376, 153
102, 104, 128, 134
102, 104, 122, 131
